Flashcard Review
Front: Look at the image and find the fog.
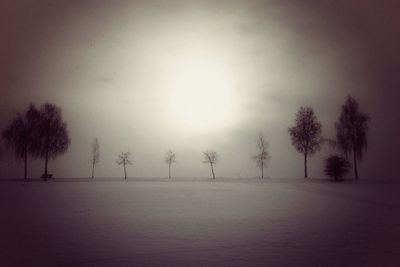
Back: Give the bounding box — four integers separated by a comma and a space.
0, 0, 399, 179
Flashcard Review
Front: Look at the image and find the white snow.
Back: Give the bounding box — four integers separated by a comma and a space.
0, 178, 399, 266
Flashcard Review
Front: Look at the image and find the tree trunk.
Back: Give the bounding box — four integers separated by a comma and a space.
353, 148, 358, 180
211, 163, 215, 179
304, 151, 308, 178
91, 162, 95, 179
24, 150, 27, 180
44, 154, 48, 181
261, 162, 264, 179
44, 137, 49, 181
124, 163, 127, 180
168, 164, 171, 179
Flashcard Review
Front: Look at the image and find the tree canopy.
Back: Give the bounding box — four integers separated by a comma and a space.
2, 104, 40, 179
335, 96, 370, 179
37, 103, 70, 180
288, 106, 323, 178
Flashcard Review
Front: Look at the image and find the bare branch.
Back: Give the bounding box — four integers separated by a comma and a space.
203, 150, 218, 164
116, 151, 132, 165
165, 150, 176, 165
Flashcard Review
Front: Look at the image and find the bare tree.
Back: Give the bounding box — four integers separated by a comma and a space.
90, 137, 100, 179
165, 150, 176, 179
36, 103, 70, 181
2, 104, 40, 179
203, 150, 218, 179
116, 151, 132, 180
252, 133, 271, 179
288, 106, 323, 178
335, 96, 370, 179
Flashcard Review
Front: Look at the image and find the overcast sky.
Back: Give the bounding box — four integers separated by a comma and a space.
0, 0, 399, 179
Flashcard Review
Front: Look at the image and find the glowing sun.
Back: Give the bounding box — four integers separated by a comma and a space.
168, 56, 233, 131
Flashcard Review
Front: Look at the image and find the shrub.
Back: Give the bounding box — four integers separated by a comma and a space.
324, 155, 351, 181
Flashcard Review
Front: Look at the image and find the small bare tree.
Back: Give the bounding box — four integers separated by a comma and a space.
165, 150, 176, 179
116, 152, 132, 180
203, 150, 218, 179
90, 137, 100, 179
252, 133, 271, 179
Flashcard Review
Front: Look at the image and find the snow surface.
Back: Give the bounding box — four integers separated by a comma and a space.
0, 178, 399, 266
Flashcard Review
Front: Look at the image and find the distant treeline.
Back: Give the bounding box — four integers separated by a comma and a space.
1, 96, 369, 182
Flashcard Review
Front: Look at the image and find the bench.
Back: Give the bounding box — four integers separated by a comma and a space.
41, 174, 53, 179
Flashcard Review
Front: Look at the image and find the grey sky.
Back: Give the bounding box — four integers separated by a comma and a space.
0, 0, 399, 179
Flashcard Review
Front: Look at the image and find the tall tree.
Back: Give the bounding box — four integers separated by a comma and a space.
252, 133, 271, 179
37, 103, 70, 181
335, 96, 370, 179
2, 104, 40, 179
116, 151, 132, 180
90, 137, 100, 179
165, 150, 176, 179
288, 106, 323, 178
203, 150, 218, 179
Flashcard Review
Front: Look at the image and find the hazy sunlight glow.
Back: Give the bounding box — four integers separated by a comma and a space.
169, 57, 233, 131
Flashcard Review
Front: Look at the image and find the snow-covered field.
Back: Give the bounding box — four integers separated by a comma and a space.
0, 178, 399, 267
